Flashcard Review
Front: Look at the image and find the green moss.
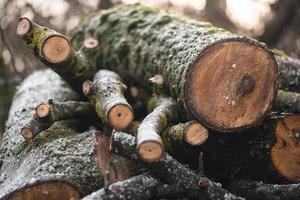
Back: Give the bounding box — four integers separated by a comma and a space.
13, 121, 76, 156
272, 49, 288, 57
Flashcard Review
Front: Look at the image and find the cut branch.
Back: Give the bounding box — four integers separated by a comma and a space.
111, 131, 244, 200
83, 70, 134, 130
137, 96, 178, 162
17, 17, 96, 94
70, 4, 278, 132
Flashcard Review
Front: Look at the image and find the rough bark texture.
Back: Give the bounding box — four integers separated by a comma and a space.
82, 174, 160, 200
275, 53, 300, 92
70, 4, 277, 132
227, 180, 300, 200
111, 131, 244, 200
275, 90, 300, 113
84, 70, 133, 130
0, 70, 103, 199
17, 18, 96, 94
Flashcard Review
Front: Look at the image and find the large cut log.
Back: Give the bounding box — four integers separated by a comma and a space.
70, 4, 278, 132
16, 18, 96, 94
202, 114, 300, 183
0, 70, 103, 199
111, 131, 244, 200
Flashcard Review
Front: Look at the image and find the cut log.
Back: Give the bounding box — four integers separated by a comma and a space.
70, 4, 278, 132
275, 90, 300, 113
0, 70, 103, 199
21, 100, 95, 140
202, 115, 300, 183
271, 115, 300, 182
274, 53, 300, 92
17, 17, 96, 94
227, 180, 300, 200
83, 70, 134, 130
82, 174, 161, 200
137, 96, 178, 162
111, 131, 244, 200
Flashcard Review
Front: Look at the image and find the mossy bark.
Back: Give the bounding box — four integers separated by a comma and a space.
18, 18, 96, 94
275, 90, 300, 113
85, 69, 133, 129
111, 131, 244, 200
137, 95, 178, 161
0, 70, 103, 199
39, 100, 96, 122
70, 4, 277, 131
274, 54, 300, 93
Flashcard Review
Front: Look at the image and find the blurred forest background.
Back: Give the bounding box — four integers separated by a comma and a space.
0, 0, 299, 141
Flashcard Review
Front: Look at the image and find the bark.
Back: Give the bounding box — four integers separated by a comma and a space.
0, 70, 103, 199
275, 90, 300, 113
21, 100, 94, 139
84, 69, 133, 130
227, 180, 300, 200
274, 53, 300, 92
70, 4, 277, 132
17, 17, 96, 94
82, 174, 160, 200
137, 95, 178, 162
111, 131, 244, 200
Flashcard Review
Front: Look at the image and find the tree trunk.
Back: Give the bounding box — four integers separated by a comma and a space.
0, 70, 103, 199
70, 4, 278, 132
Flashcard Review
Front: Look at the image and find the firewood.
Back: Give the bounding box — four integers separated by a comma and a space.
83, 70, 134, 130
275, 90, 300, 113
202, 115, 300, 183
111, 131, 244, 200
0, 70, 102, 199
273, 51, 300, 92
16, 17, 96, 94
21, 100, 95, 140
227, 180, 300, 200
70, 4, 278, 132
137, 95, 178, 162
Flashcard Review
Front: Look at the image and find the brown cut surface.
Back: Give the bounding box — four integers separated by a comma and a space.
36, 103, 50, 118
82, 81, 92, 95
20, 127, 33, 140
108, 104, 134, 130
83, 37, 99, 49
8, 181, 80, 200
272, 115, 300, 182
186, 39, 277, 131
42, 35, 71, 64
138, 141, 163, 162
185, 121, 208, 146
16, 18, 31, 37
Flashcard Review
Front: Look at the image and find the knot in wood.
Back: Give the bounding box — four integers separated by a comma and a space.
233, 74, 256, 98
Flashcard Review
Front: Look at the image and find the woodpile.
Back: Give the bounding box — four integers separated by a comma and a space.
0, 4, 300, 200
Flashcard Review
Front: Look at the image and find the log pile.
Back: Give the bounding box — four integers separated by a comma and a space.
0, 4, 300, 200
